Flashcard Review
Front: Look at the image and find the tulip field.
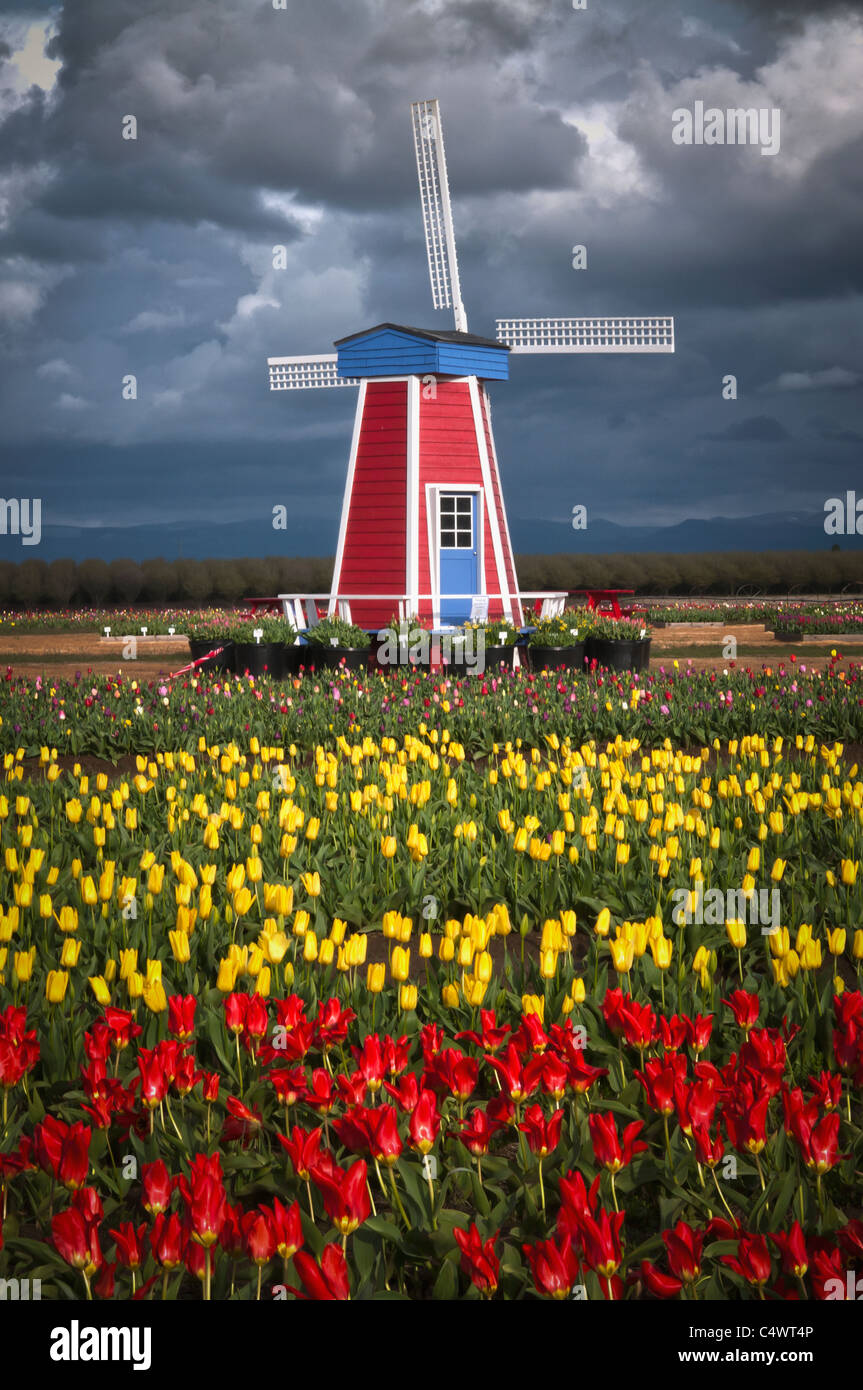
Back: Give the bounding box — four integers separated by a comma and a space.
0, 659, 862, 1302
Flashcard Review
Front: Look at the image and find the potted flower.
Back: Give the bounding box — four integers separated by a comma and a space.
230, 618, 286, 678
585, 614, 651, 672
373, 615, 431, 671
302, 616, 371, 671
527, 608, 592, 671
463, 617, 521, 671
186, 621, 234, 673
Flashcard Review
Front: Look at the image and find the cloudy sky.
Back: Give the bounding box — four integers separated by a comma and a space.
1, 0, 862, 560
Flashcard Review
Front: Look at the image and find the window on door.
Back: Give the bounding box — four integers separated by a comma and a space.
439, 494, 474, 548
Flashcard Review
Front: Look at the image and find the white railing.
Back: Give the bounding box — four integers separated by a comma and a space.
276, 592, 568, 629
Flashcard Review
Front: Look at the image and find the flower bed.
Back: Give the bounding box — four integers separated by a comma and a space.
0, 727, 862, 1300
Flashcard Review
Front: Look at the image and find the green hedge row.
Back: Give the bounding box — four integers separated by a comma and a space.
1, 548, 862, 607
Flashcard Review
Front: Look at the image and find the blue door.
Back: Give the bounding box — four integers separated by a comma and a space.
439, 493, 478, 623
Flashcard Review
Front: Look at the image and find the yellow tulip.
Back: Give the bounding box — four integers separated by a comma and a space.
255, 966, 272, 997
826, 928, 846, 956
169, 930, 191, 964
88, 975, 111, 1005
463, 976, 488, 1007
442, 982, 460, 1008
475, 950, 493, 984
14, 947, 36, 983
539, 948, 558, 979
391, 946, 410, 982
840, 859, 858, 886
651, 935, 673, 970
594, 908, 611, 938
126, 971, 144, 1001
853, 930, 863, 960
771, 858, 786, 882
216, 958, 239, 992
143, 979, 168, 1013
301, 872, 321, 897
570, 977, 586, 1004
233, 886, 254, 917
60, 938, 81, 968
80, 876, 98, 907
399, 984, 418, 1011
380, 836, 397, 859
439, 937, 455, 963
305, 818, 320, 841
367, 963, 386, 993
65, 799, 83, 824
522, 994, 545, 1021
46, 970, 69, 1003
725, 919, 747, 950
318, 939, 334, 967
609, 937, 634, 974
419, 932, 433, 958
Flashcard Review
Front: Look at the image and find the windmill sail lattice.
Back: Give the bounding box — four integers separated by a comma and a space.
496, 317, 675, 354
410, 98, 467, 333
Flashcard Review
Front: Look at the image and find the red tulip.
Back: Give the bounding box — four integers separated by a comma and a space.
223, 993, 249, 1036
566, 1051, 608, 1095
640, 1259, 682, 1298
268, 1067, 308, 1107
588, 1112, 647, 1173
222, 1096, 263, 1146
167, 994, 196, 1041
174, 1052, 201, 1098
453, 1223, 500, 1295
692, 1124, 725, 1168
384, 1071, 420, 1113
663, 1221, 703, 1284
408, 1089, 440, 1155
311, 1157, 371, 1235
809, 1070, 842, 1111
453, 1106, 504, 1157
367, 1105, 404, 1167
201, 1071, 220, 1103
513, 1012, 549, 1056
382, 1034, 411, 1077
722, 990, 760, 1032
523, 1233, 580, 1299
484, 1044, 539, 1103
424, 1048, 478, 1102
804, 1112, 847, 1174
137, 1048, 169, 1110
151, 1212, 184, 1269
290, 1244, 350, 1300
723, 1091, 770, 1156
243, 1209, 276, 1266
619, 999, 658, 1050
721, 1232, 772, 1287
270, 1197, 304, 1261
277, 1124, 324, 1181
182, 1158, 227, 1249
578, 1207, 625, 1281
770, 1222, 809, 1279
53, 1207, 102, 1275
519, 1103, 564, 1157
305, 1067, 335, 1114
141, 1159, 173, 1216
351, 1034, 386, 1093
314, 997, 356, 1052
682, 1012, 713, 1054
109, 1220, 147, 1271
103, 1006, 142, 1050
455, 1009, 511, 1054
635, 1057, 682, 1115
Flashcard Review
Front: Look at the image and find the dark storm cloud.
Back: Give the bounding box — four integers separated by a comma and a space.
0, 0, 861, 550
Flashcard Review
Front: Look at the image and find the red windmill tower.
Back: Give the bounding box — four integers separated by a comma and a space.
268, 100, 674, 630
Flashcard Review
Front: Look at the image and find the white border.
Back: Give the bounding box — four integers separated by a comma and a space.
330, 379, 368, 615
468, 377, 513, 620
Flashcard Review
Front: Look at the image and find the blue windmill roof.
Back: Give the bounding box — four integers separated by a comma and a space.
334, 323, 508, 351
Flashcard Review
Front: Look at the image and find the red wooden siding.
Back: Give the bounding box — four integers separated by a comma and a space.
337, 381, 407, 629
417, 381, 508, 618
479, 389, 520, 621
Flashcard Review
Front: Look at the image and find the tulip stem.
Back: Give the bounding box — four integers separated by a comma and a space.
609, 1169, 619, 1213
82, 1271, 92, 1301
256, 1265, 262, 1301
710, 1166, 736, 1225
236, 1033, 244, 1097
305, 1179, 315, 1221
538, 1157, 546, 1214
389, 1167, 412, 1230
162, 1269, 169, 1300
426, 1167, 437, 1229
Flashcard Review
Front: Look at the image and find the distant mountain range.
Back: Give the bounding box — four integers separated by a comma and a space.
12, 510, 861, 563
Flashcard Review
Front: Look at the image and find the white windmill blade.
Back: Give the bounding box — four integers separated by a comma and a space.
267, 354, 360, 390
410, 98, 468, 334
496, 317, 675, 353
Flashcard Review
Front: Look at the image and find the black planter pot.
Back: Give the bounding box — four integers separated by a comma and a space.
283, 643, 305, 676
233, 642, 283, 678
477, 644, 517, 671
528, 642, 586, 671
772, 630, 798, 642
302, 645, 369, 672
188, 637, 234, 673
585, 637, 651, 672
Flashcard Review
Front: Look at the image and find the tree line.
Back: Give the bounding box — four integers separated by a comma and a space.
0, 549, 861, 608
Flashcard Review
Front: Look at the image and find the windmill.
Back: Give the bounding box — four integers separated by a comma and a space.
267, 98, 674, 630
